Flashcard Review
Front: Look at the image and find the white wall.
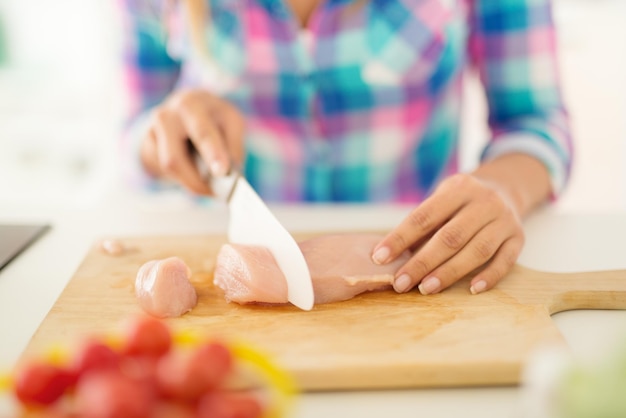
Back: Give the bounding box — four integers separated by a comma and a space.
554, 0, 626, 212
0, 0, 123, 209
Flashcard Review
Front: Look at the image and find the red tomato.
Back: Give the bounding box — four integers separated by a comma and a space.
122, 316, 172, 358
150, 401, 196, 418
156, 341, 233, 401
19, 407, 71, 418
193, 341, 233, 387
196, 391, 263, 418
71, 340, 120, 377
118, 354, 160, 395
74, 369, 156, 418
14, 362, 74, 406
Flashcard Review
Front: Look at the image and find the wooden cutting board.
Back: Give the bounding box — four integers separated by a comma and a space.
21, 234, 626, 390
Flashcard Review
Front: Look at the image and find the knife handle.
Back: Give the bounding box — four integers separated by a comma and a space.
187, 139, 239, 202
211, 171, 240, 202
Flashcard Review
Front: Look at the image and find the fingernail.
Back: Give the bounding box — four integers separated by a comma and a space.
470, 280, 487, 295
372, 246, 390, 265
418, 277, 441, 295
393, 274, 412, 293
210, 160, 227, 177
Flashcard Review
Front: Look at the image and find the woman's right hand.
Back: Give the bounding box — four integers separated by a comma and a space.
140, 89, 246, 195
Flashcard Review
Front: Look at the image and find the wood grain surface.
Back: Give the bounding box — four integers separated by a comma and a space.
20, 234, 626, 390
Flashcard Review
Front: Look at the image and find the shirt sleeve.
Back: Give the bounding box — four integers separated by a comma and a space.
468, 0, 573, 197
117, 0, 182, 189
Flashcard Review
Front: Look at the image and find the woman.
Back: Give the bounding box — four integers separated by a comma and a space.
118, 0, 572, 296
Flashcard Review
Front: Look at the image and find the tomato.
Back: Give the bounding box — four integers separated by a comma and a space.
196, 390, 263, 418
74, 369, 156, 418
193, 341, 233, 387
156, 341, 233, 401
118, 354, 160, 396
122, 316, 172, 358
71, 340, 120, 377
19, 407, 71, 418
150, 401, 196, 418
13, 362, 74, 406
11, 318, 256, 417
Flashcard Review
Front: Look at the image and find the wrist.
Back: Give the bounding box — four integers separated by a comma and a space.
471, 153, 552, 218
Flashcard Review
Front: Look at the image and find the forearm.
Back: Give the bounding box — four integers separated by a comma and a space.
471, 153, 552, 218
469, 0, 572, 205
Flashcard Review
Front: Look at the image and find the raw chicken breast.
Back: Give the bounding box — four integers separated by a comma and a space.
214, 233, 412, 305
135, 257, 198, 318
100, 239, 125, 256
299, 234, 412, 304
213, 244, 288, 304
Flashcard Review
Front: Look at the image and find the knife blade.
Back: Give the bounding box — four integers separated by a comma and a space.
212, 171, 315, 311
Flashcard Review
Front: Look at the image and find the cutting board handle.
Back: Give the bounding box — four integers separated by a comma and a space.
500, 265, 626, 314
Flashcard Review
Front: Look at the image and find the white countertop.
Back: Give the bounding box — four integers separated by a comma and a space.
1, 185, 626, 418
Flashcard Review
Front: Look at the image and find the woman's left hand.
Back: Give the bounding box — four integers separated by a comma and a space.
371, 173, 526, 296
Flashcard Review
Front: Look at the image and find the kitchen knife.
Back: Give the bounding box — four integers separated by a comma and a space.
212, 171, 315, 311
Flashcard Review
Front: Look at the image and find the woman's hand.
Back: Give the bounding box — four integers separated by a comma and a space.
372, 154, 552, 295
140, 89, 245, 195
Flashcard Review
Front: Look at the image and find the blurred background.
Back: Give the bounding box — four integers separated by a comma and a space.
0, 0, 624, 212
0, 0, 122, 211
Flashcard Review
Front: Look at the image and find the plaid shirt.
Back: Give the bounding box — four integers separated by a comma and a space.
119, 0, 572, 203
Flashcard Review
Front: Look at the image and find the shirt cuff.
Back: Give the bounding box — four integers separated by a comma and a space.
480, 132, 569, 199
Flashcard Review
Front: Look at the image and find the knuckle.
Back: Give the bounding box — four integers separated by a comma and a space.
501, 249, 519, 270
436, 264, 462, 284
483, 250, 519, 285
150, 107, 170, 125
513, 224, 526, 241
189, 120, 214, 140
502, 218, 525, 242
176, 94, 194, 111
473, 238, 495, 260
443, 173, 461, 185
481, 263, 507, 287
407, 256, 431, 278
446, 173, 472, 190
438, 226, 466, 251
387, 231, 410, 252
172, 89, 200, 110
483, 266, 504, 285
160, 157, 179, 175
407, 209, 433, 232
